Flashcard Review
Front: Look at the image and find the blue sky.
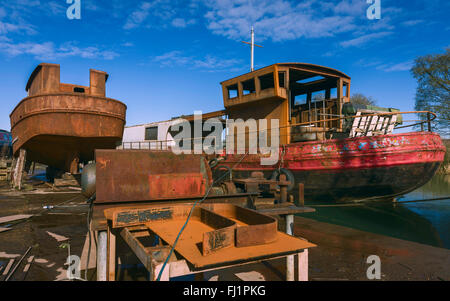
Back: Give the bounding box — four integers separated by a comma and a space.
0, 0, 448, 131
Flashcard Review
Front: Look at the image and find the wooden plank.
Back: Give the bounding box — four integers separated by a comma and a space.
382, 116, 391, 134
107, 225, 116, 281
373, 116, 385, 135
298, 249, 308, 281
79, 231, 97, 271
0, 227, 11, 233
46, 231, 69, 242
168, 260, 191, 278
386, 115, 397, 134
366, 115, 378, 136
359, 116, 368, 137
0, 214, 33, 224
257, 206, 315, 216
119, 227, 155, 272
349, 112, 361, 138
2, 259, 14, 276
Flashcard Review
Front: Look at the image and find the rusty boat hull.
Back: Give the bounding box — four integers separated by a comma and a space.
219, 132, 446, 202
10, 63, 126, 173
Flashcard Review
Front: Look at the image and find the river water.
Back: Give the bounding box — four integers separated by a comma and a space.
299, 174, 450, 249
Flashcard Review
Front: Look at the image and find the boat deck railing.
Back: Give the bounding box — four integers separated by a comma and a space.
118, 140, 173, 150
282, 110, 437, 133
118, 111, 438, 150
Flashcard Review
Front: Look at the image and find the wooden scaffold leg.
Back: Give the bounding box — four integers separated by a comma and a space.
12, 149, 26, 190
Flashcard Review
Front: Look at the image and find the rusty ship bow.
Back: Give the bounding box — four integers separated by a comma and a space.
10, 63, 127, 174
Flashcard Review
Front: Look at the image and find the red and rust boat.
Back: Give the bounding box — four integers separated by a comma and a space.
10, 63, 126, 174
220, 131, 445, 202
201, 63, 445, 202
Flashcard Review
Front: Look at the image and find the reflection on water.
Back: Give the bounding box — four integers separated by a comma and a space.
399, 174, 450, 249
299, 174, 450, 249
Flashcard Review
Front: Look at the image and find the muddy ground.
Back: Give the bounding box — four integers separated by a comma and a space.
0, 181, 448, 281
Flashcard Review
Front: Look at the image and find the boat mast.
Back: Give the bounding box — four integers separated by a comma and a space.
241, 26, 263, 72
251, 26, 254, 71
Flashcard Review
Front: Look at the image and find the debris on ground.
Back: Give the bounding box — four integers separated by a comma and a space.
0, 214, 32, 224
0, 227, 11, 233
46, 231, 69, 242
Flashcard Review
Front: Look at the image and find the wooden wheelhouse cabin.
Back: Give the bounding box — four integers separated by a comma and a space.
220, 63, 351, 145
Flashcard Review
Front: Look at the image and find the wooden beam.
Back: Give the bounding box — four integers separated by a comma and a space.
291, 78, 337, 95
241, 41, 263, 48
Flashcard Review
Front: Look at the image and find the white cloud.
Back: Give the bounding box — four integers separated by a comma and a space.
123, 2, 156, 30
47, 1, 66, 16
171, 18, 187, 28
122, 42, 134, 47
402, 19, 424, 27
0, 7, 6, 19
202, 0, 366, 42
171, 18, 197, 28
123, 1, 197, 30
85, 0, 100, 11
328, 0, 367, 16
0, 41, 119, 60
376, 61, 413, 72
340, 31, 393, 48
153, 50, 241, 71
0, 20, 36, 35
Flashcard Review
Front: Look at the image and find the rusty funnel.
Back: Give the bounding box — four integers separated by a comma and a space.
10, 63, 127, 174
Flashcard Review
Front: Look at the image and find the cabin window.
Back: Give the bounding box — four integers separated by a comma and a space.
312, 91, 325, 103
294, 94, 307, 105
343, 83, 349, 97
145, 126, 158, 141
329, 88, 337, 99
227, 84, 238, 99
278, 72, 286, 88
242, 78, 256, 95
258, 73, 275, 90
74, 87, 85, 93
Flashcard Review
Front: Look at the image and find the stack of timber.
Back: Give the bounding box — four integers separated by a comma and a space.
53, 173, 80, 188
0, 159, 12, 181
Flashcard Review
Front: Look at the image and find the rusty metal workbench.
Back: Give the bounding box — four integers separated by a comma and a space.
100, 203, 316, 281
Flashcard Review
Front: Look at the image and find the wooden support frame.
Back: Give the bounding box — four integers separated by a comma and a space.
106, 224, 310, 282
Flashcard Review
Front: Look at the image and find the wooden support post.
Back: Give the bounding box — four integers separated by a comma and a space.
13, 149, 26, 190
298, 249, 308, 281
279, 174, 287, 203
286, 214, 294, 281
298, 183, 304, 207
30, 162, 36, 176
107, 223, 116, 281
97, 231, 107, 281
68, 152, 79, 174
